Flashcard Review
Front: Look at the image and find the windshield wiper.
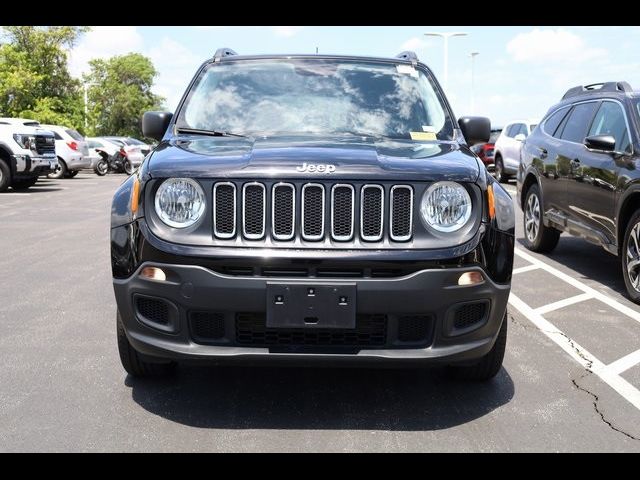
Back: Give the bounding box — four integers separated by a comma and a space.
176, 127, 249, 138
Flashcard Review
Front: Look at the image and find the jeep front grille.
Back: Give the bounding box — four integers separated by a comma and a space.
212, 181, 413, 243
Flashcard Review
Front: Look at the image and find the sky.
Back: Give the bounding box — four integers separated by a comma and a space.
68, 26, 640, 128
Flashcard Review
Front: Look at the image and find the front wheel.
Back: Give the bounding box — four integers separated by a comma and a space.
94, 160, 108, 176
522, 184, 560, 253
447, 311, 508, 381
494, 155, 510, 183
0, 160, 11, 192
621, 210, 640, 304
123, 159, 134, 175
117, 311, 176, 377
47, 159, 67, 179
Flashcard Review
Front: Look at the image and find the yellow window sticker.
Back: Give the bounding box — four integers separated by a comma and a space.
410, 131, 437, 141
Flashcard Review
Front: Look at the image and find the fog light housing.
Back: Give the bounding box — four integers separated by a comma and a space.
458, 271, 484, 286
140, 266, 167, 282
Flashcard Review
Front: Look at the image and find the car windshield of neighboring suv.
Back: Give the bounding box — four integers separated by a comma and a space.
489, 130, 501, 143
65, 129, 84, 141
177, 58, 454, 140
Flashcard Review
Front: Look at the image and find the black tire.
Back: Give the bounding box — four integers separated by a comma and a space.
117, 311, 176, 377
11, 177, 38, 190
123, 159, 134, 175
447, 311, 508, 381
67, 170, 79, 178
522, 184, 560, 253
494, 155, 510, 183
621, 210, 640, 304
95, 160, 108, 176
0, 160, 11, 192
47, 158, 67, 179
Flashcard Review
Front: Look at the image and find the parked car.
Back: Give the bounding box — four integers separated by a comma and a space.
471, 128, 502, 170
0, 118, 57, 192
494, 120, 538, 183
100, 136, 150, 168
111, 48, 515, 381
517, 81, 640, 302
40, 124, 92, 179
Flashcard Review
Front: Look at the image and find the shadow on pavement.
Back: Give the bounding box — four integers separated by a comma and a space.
515, 236, 626, 297
127, 364, 514, 431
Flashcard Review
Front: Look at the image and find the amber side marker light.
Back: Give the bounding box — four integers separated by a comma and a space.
131, 177, 140, 214
458, 271, 484, 286
140, 267, 167, 282
487, 184, 496, 220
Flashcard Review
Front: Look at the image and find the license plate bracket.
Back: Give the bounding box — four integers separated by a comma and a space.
266, 283, 356, 329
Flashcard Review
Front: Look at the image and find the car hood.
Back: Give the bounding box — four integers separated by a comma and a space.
148, 134, 480, 182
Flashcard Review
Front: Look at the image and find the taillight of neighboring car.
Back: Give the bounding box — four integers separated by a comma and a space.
67, 141, 78, 151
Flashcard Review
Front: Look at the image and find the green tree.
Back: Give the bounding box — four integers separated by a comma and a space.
85, 53, 165, 138
0, 26, 88, 131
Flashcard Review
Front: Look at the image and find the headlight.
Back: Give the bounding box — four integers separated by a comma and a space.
154, 178, 205, 228
13, 134, 37, 151
420, 181, 472, 232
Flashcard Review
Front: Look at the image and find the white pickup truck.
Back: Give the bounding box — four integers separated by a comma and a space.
0, 118, 58, 192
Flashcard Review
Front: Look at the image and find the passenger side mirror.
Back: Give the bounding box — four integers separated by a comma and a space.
514, 133, 526, 142
458, 116, 491, 146
584, 135, 616, 153
142, 111, 173, 142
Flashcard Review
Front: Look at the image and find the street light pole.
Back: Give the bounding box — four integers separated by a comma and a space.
469, 51, 479, 114
424, 31, 468, 93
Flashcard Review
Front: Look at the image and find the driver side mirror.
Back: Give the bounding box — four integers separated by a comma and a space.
142, 111, 173, 141
584, 134, 616, 153
514, 133, 526, 142
458, 116, 491, 146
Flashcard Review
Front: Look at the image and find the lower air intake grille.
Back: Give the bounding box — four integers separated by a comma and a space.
190, 311, 226, 342
453, 302, 488, 330
236, 313, 387, 347
398, 315, 431, 343
136, 297, 169, 325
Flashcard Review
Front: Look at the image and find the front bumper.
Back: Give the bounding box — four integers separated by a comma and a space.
114, 261, 510, 366
11, 154, 57, 175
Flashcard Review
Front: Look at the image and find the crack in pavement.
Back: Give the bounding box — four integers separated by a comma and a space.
508, 313, 640, 441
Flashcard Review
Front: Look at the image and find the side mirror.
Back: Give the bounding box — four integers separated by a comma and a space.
458, 116, 491, 146
514, 133, 526, 142
584, 134, 616, 152
142, 111, 173, 141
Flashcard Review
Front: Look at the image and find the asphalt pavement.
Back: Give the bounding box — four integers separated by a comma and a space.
0, 172, 639, 452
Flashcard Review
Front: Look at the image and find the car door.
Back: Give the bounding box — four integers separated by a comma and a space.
567, 100, 631, 245
526, 105, 571, 213
504, 123, 526, 171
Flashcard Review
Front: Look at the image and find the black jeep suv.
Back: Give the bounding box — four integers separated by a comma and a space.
111, 49, 515, 380
518, 81, 640, 302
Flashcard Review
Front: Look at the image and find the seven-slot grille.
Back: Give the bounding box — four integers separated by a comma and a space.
213, 182, 413, 243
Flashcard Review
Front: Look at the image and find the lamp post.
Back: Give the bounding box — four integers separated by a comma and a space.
469, 51, 479, 114
424, 31, 468, 92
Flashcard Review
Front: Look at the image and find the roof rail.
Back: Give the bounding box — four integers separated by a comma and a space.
395, 51, 418, 66
213, 48, 238, 62
562, 81, 633, 100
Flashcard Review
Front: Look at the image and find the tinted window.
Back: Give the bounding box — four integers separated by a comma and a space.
588, 101, 631, 153
65, 129, 84, 141
53, 131, 63, 140
125, 137, 145, 145
505, 124, 518, 137
489, 130, 501, 143
543, 107, 570, 136
560, 102, 598, 143
529, 124, 537, 133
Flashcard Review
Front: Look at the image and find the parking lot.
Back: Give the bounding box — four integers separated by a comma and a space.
1, 173, 640, 452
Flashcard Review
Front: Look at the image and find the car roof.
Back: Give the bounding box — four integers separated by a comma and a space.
0, 117, 40, 125
213, 52, 418, 65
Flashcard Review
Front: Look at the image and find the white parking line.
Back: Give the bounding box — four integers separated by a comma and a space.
607, 349, 640, 375
509, 247, 640, 411
509, 292, 640, 411
513, 264, 540, 275
535, 293, 593, 315
515, 248, 640, 325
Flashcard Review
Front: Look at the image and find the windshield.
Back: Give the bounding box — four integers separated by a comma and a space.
177, 58, 454, 140
65, 129, 84, 141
